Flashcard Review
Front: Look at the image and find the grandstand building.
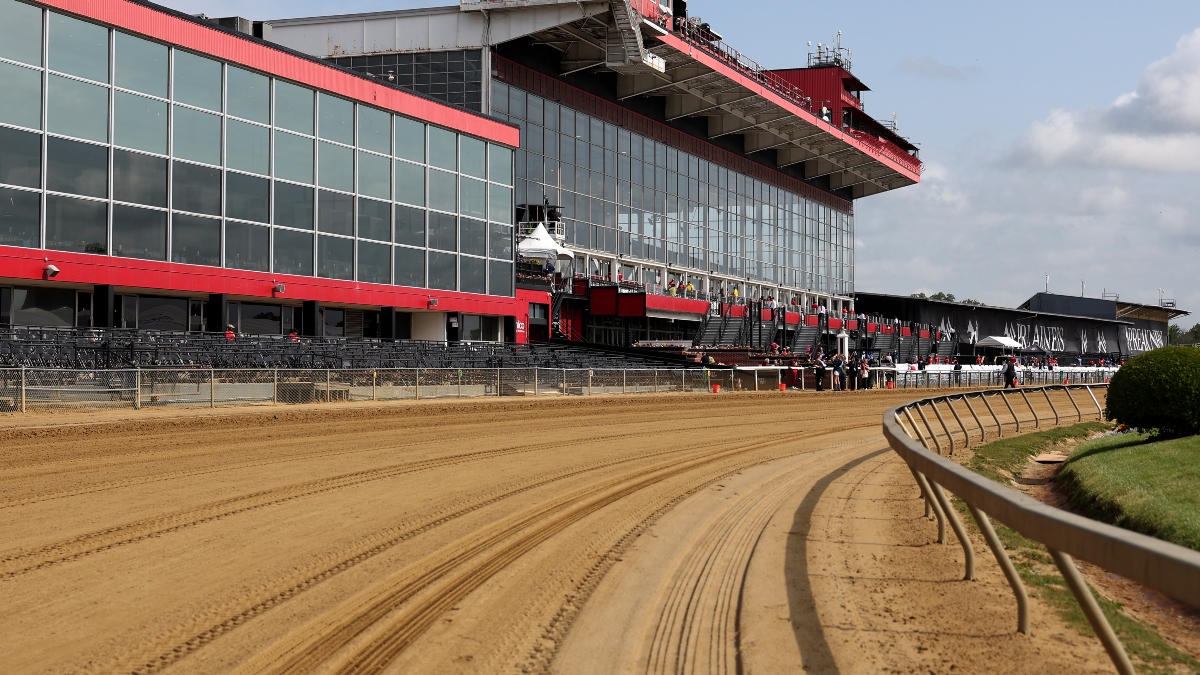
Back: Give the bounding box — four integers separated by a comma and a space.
0, 0, 920, 347
259, 0, 921, 344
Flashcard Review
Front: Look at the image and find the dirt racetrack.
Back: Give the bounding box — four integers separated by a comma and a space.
0, 391, 1115, 674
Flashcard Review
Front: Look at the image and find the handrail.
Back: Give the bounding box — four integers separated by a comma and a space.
882, 384, 1200, 675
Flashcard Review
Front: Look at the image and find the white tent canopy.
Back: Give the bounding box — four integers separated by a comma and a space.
517, 223, 573, 260
976, 335, 1022, 349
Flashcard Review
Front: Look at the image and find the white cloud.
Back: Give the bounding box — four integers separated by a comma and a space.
1019, 28, 1200, 172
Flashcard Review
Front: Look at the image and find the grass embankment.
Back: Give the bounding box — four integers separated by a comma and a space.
1058, 433, 1200, 552
960, 423, 1199, 674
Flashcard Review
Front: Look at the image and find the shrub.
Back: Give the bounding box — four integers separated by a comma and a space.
1106, 346, 1200, 437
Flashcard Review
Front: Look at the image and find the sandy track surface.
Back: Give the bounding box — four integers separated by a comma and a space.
0, 390, 1110, 674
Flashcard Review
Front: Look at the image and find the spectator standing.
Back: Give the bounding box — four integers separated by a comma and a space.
814, 354, 827, 391
832, 354, 844, 390
1002, 357, 1018, 388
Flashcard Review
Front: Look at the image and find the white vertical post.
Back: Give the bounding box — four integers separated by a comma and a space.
533, 367, 538, 396
20, 367, 26, 413
415, 368, 420, 400
373, 370, 378, 401
326, 369, 331, 402
681, 369, 686, 392
622, 370, 627, 394
589, 370, 593, 396
134, 369, 141, 409
653, 369, 658, 393
496, 368, 501, 397
210, 368, 215, 408
273, 368, 279, 404
458, 369, 462, 398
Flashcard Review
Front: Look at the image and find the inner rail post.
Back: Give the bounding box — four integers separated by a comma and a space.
1042, 387, 1061, 426
908, 464, 947, 543
961, 394, 988, 443
945, 397, 973, 448
914, 403, 944, 455
967, 504, 1030, 635
1018, 389, 1040, 429
1085, 385, 1104, 419
928, 399, 956, 455
1063, 385, 1083, 422
901, 408, 938, 521
929, 481, 975, 579
1049, 549, 1135, 675
979, 392, 1004, 437
999, 390, 1022, 433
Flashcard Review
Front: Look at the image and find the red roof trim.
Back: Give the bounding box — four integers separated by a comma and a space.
34, 0, 519, 147
656, 33, 920, 182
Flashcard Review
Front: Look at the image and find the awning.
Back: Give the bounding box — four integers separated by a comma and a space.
976, 336, 1021, 349
516, 223, 573, 260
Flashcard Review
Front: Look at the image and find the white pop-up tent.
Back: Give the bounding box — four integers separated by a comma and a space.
976, 336, 1022, 349
516, 223, 573, 260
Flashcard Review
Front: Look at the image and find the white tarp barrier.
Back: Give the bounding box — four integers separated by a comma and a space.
517, 223, 574, 259
975, 335, 1022, 349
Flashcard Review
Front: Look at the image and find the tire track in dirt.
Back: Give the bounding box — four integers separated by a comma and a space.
238, 427, 871, 675
0, 429, 671, 579
104, 429, 861, 675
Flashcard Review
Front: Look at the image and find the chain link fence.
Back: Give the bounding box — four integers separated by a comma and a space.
0, 365, 1122, 413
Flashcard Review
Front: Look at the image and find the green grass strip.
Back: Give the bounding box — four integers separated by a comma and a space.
1058, 433, 1200, 552
952, 423, 1199, 673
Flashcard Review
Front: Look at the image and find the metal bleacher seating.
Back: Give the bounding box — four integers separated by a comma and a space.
0, 327, 683, 371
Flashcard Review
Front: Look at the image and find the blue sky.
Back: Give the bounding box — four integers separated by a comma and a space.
159, 0, 1200, 325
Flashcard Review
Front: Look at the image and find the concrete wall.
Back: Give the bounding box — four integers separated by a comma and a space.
411, 311, 447, 341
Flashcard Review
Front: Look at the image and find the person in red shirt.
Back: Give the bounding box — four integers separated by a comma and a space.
225, 324, 236, 341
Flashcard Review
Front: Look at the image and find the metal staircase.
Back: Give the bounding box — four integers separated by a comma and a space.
606, 0, 665, 72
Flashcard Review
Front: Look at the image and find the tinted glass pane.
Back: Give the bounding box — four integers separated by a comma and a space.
227, 119, 269, 175
227, 66, 269, 123
275, 181, 313, 230
0, 126, 41, 188
114, 32, 167, 98
318, 141, 353, 192
225, 221, 269, 271
428, 251, 456, 290
0, 62, 42, 129
488, 222, 512, 260
395, 117, 424, 162
489, 260, 513, 296
48, 75, 108, 142
460, 256, 486, 294
47, 137, 107, 198
112, 204, 166, 260
173, 106, 221, 165
46, 194, 106, 254
136, 296, 187, 330
394, 246, 424, 287
0, 0, 42, 66
0, 185, 39, 247
274, 227, 312, 275
489, 185, 513, 224
318, 93, 354, 145
489, 145, 513, 186
317, 190, 353, 235
13, 288, 74, 327
395, 161, 424, 206
358, 240, 390, 284
113, 149, 167, 207
171, 213, 220, 266
174, 51, 222, 112
358, 151, 390, 200
318, 235, 353, 280
240, 303, 281, 335
428, 169, 456, 213
395, 205, 424, 247
323, 308, 344, 336
227, 172, 269, 223
275, 81, 314, 135
460, 137, 486, 178
428, 211, 456, 252
461, 177, 485, 218
48, 12, 107, 82
275, 132, 313, 184
114, 92, 168, 154
428, 127, 456, 170
460, 217, 486, 257
358, 198, 390, 242
359, 106, 391, 155
172, 161, 221, 216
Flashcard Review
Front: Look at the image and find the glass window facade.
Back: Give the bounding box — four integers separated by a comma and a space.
0, 1, 515, 297
492, 80, 854, 297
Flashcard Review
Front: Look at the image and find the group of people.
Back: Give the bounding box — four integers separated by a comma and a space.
783, 351, 877, 392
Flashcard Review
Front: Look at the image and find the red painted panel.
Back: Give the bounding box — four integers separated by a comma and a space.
760, 308, 773, 322
617, 293, 647, 317
39, 0, 519, 147
804, 314, 819, 327
644, 294, 710, 315
784, 311, 800, 325
656, 32, 920, 182
827, 318, 842, 330
866, 322, 878, 333
727, 305, 747, 318
919, 329, 930, 339
900, 327, 912, 337
590, 286, 618, 316
882, 324, 894, 334
0, 245, 524, 316
847, 320, 858, 330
